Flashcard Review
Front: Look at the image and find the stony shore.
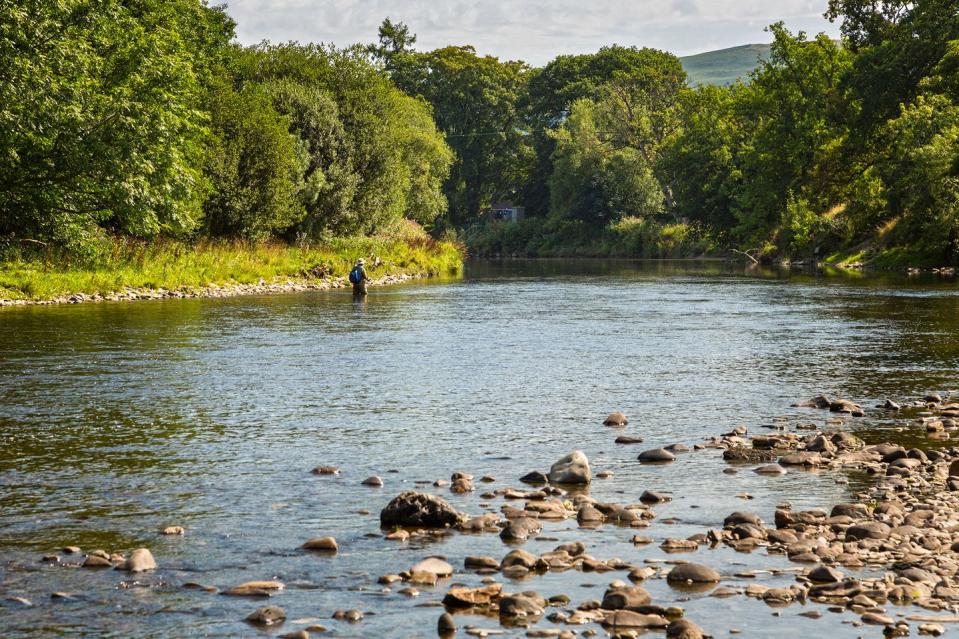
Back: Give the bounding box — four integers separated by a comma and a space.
0, 271, 427, 307
10, 392, 959, 638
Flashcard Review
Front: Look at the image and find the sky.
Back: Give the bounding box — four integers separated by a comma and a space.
223, 0, 842, 65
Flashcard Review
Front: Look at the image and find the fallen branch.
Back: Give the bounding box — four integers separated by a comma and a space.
730, 248, 760, 265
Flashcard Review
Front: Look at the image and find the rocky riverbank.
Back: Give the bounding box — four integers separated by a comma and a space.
9, 392, 959, 638
0, 271, 426, 307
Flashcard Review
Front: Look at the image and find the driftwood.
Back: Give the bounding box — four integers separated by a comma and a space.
730, 248, 760, 265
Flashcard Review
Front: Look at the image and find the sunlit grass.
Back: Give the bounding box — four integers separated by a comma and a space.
0, 221, 463, 301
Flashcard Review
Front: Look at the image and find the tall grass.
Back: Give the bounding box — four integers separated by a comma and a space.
0, 220, 463, 300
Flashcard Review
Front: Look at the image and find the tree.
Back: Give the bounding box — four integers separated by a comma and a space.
730, 24, 852, 242
521, 46, 686, 216
657, 85, 742, 232
202, 79, 306, 240
368, 17, 417, 73
549, 99, 663, 224
0, 0, 230, 250
827, 0, 959, 130
391, 46, 531, 225
877, 95, 959, 260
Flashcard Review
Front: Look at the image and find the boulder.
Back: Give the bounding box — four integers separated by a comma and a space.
519, 471, 548, 484
723, 512, 762, 528
667, 618, 708, 639
302, 537, 337, 552
246, 605, 286, 626
602, 584, 652, 609
380, 491, 466, 528
602, 610, 669, 629
638, 448, 676, 463
442, 583, 502, 608
604, 412, 629, 426
778, 452, 821, 466
499, 517, 542, 542
117, 548, 156, 573
666, 563, 721, 584
845, 521, 891, 541
410, 557, 453, 577
501, 548, 538, 569
808, 565, 844, 583
438, 612, 456, 635
548, 450, 591, 484
640, 491, 671, 504
499, 592, 546, 617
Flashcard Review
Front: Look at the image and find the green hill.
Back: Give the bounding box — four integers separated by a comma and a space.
680, 43, 771, 86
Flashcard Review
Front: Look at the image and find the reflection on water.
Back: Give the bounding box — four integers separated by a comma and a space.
1, 260, 958, 637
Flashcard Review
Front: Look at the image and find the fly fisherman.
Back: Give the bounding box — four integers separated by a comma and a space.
348, 258, 371, 296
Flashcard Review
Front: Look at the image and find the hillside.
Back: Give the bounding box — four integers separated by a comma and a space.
680, 43, 771, 86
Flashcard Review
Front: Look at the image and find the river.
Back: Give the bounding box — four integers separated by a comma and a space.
1, 260, 958, 637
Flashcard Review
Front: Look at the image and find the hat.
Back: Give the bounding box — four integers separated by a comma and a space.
355, 258, 365, 266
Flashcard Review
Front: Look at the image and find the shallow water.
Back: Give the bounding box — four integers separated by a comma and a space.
1, 260, 958, 638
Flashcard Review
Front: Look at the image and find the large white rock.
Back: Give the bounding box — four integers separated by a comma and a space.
118, 548, 157, 572
548, 450, 592, 484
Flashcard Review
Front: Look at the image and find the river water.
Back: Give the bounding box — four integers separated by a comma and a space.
1, 260, 958, 638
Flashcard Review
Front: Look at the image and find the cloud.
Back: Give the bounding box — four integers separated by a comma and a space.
225, 0, 840, 63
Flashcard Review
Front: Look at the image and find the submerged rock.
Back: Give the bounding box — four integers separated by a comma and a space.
246, 605, 286, 626
548, 450, 591, 484
380, 491, 466, 528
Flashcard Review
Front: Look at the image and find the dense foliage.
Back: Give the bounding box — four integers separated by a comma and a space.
0, 1, 450, 253
4, 2, 959, 265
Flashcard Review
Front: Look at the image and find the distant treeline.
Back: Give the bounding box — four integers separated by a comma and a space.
3, 1, 959, 263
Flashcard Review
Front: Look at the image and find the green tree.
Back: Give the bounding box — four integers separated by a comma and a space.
391, 45, 531, 225
231, 43, 451, 234
657, 85, 742, 232
549, 99, 663, 224
0, 0, 230, 250
202, 79, 306, 240
731, 24, 852, 242
877, 95, 959, 259
522, 46, 686, 216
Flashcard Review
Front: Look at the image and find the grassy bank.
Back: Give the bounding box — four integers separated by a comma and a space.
465, 216, 719, 259
0, 221, 463, 301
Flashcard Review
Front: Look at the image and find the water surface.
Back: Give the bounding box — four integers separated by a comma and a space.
2, 260, 958, 637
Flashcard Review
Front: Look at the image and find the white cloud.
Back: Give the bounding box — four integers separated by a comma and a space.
225, 0, 841, 63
